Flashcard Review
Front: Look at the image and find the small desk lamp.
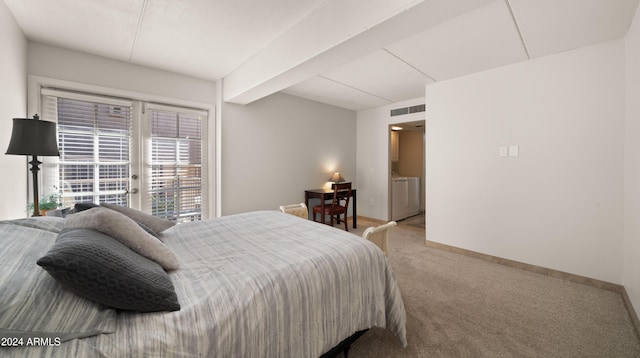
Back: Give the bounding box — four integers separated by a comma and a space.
328, 172, 345, 184
328, 172, 346, 191
5, 114, 60, 217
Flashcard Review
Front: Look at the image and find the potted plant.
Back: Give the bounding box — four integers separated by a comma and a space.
28, 192, 62, 215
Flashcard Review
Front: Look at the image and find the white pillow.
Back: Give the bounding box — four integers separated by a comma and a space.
65, 208, 179, 270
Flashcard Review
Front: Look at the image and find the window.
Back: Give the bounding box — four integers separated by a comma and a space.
42, 89, 133, 208
40, 88, 209, 221
144, 104, 208, 222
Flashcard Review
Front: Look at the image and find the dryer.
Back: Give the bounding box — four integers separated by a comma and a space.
392, 177, 420, 221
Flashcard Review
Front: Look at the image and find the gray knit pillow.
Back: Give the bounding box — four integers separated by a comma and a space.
37, 228, 180, 312
65, 207, 179, 270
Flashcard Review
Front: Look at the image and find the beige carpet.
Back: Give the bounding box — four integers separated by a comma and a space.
398, 214, 425, 230
345, 218, 640, 357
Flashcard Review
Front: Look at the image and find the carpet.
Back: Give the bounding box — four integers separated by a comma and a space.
348, 218, 640, 357
398, 214, 425, 229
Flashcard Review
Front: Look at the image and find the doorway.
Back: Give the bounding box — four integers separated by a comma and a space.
388, 120, 425, 224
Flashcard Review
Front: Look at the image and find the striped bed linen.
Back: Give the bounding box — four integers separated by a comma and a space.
1, 210, 407, 357
0, 217, 117, 354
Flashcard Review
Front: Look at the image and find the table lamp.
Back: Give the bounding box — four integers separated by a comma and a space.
328, 172, 345, 183
5, 114, 60, 217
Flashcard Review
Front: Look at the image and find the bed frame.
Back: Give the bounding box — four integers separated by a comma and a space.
320, 329, 368, 358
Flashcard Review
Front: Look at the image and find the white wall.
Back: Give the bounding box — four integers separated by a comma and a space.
356, 98, 425, 221
28, 42, 216, 105
624, 4, 640, 317
425, 39, 625, 284
0, 2, 28, 219
221, 92, 356, 215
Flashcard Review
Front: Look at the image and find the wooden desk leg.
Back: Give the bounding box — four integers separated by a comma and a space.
352, 191, 357, 228
304, 193, 310, 220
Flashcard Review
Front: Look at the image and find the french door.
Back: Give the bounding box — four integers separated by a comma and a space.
143, 103, 208, 222
40, 88, 208, 222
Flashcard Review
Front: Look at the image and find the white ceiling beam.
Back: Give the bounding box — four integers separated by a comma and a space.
223, 0, 495, 105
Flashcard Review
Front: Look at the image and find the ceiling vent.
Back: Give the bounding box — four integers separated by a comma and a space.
390, 104, 425, 117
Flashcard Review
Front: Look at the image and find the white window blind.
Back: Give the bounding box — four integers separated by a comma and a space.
41, 89, 133, 207
39, 87, 209, 222
143, 104, 208, 223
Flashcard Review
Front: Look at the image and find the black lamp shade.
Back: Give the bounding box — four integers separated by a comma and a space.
6, 117, 59, 156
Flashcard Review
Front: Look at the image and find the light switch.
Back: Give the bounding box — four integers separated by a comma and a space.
499, 147, 508, 157
509, 145, 519, 157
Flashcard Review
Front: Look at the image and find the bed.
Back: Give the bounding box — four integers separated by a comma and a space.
0, 209, 407, 357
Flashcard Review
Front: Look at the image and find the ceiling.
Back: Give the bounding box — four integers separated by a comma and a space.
4, 0, 639, 111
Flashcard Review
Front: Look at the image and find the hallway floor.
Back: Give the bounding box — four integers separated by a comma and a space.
397, 213, 424, 231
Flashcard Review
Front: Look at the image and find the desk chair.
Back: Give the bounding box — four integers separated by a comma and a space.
312, 182, 352, 231
278, 203, 308, 219
362, 221, 397, 255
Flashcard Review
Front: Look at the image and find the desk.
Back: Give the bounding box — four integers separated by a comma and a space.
304, 188, 357, 228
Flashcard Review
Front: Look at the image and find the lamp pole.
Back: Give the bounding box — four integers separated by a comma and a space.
29, 155, 42, 217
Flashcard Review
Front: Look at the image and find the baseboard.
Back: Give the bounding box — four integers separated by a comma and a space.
424, 240, 640, 339
622, 287, 640, 339
356, 216, 388, 225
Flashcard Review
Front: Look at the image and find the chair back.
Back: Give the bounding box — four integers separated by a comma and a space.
331, 182, 352, 210
279, 203, 308, 219
362, 221, 397, 255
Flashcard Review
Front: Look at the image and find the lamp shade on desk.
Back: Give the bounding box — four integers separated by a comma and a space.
328, 172, 345, 183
